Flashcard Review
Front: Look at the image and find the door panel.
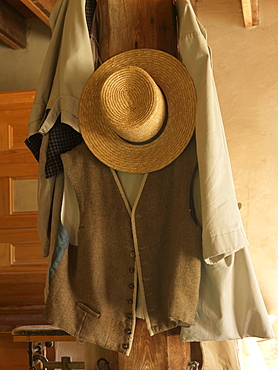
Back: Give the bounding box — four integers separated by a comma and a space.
0, 90, 48, 335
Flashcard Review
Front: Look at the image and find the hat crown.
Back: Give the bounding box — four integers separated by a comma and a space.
100, 66, 166, 143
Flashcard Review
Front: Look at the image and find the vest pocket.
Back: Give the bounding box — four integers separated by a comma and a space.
75, 301, 101, 318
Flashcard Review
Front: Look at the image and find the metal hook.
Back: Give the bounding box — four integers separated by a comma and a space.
188, 361, 200, 369
96, 357, 111, 370
28, 341, 43, 369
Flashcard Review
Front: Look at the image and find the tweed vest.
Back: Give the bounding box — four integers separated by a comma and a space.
43, 137, 202, 355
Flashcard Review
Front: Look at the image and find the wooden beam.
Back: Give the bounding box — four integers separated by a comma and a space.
251, 0, 259, 26
241, 0, 259, 28
0, 0, 27, 49
18, 0, 57, 26
97, 0, 177, 62
241, 0, 252, 27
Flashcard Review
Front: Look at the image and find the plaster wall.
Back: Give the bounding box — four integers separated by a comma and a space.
197, 0, 278, 366
0, 17, 51, 92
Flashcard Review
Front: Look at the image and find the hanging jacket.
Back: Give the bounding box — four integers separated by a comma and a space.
43, 138, 202, 354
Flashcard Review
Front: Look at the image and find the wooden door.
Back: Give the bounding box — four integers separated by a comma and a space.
0, 90, 49, 369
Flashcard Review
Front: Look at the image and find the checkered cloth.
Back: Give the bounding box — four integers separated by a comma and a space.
25, 117, 83, 178
85, 0, 96, 33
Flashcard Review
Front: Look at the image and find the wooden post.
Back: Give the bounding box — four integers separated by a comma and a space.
109, 319, 191, 369
95, 0, 191, 367
96, 0, 177, 62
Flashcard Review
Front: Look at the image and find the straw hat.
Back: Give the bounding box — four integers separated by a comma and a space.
79, 48, 196, 173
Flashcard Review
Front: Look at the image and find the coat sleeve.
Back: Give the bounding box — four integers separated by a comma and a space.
176, 0, 248, 264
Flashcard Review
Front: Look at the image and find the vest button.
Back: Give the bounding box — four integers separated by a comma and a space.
129, 268, 135, 273
125, 328, 132, 335
122, 343, 129, 350
129, 251, 136, 258
127, 313, 133, 319
128, 299, 133, 305
129, 283, 134, 289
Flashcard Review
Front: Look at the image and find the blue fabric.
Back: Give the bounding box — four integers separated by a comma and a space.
49, 221, 69, 281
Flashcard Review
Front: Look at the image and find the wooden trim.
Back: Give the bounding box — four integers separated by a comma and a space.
0, 163, 38, 177
0, 0, 27, 49
0, 90, 35, 109
0, 304, 45, 313
0, 305, 48, 333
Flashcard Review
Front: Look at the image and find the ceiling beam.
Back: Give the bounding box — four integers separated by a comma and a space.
241, 0, 259, 28
0, 0, 27, 49
0, 0, 57, 49
18, 0, 56, 26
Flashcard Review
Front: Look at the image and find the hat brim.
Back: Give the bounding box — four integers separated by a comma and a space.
79, 48, 196, 173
